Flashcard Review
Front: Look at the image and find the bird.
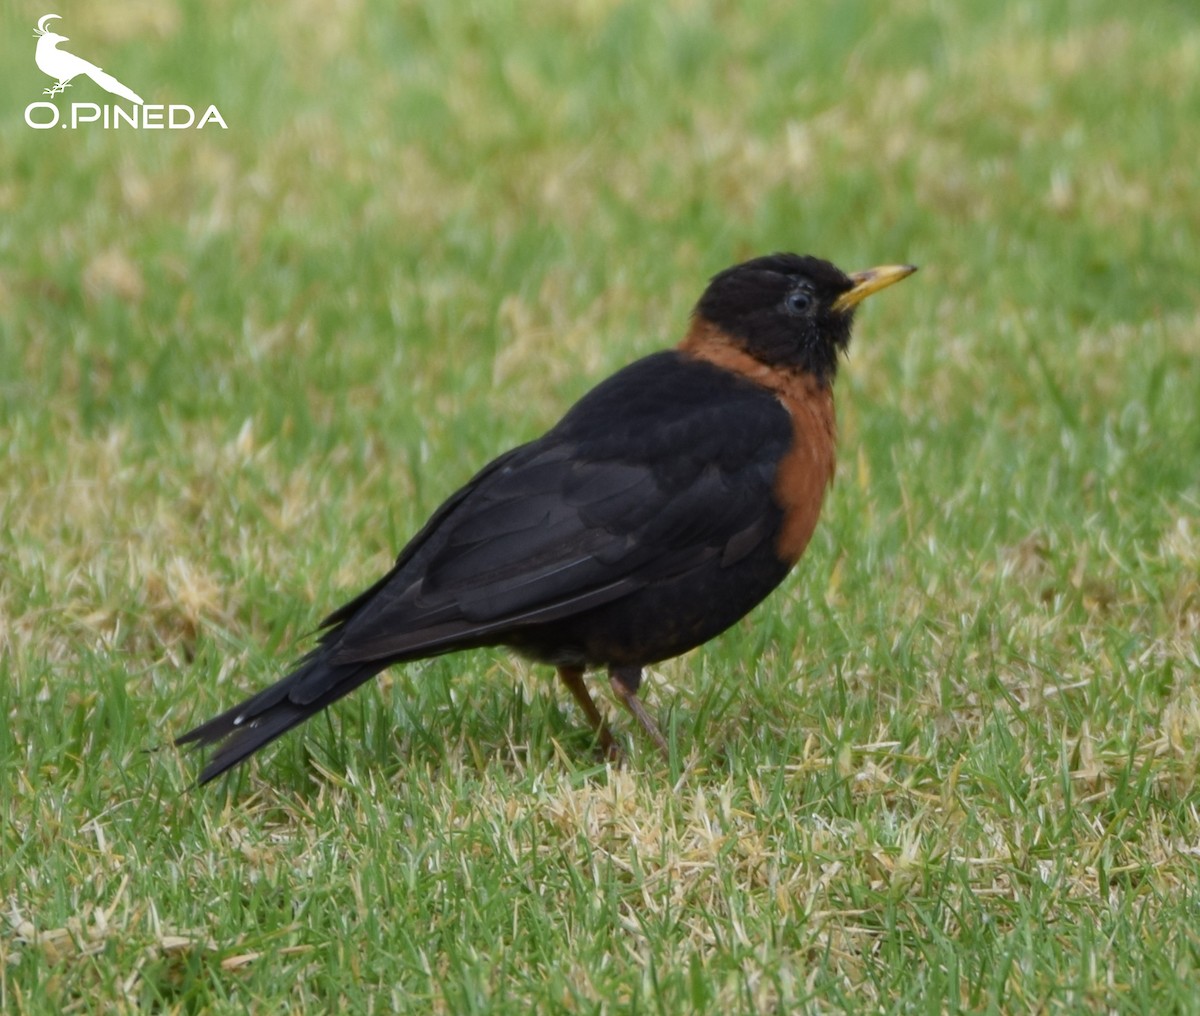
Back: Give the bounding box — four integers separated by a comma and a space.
34, 14, 144, 105
177, 253, 916, 783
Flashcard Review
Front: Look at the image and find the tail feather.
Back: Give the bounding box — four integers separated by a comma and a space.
176, 650, 385, 784
86, 67, 143, 105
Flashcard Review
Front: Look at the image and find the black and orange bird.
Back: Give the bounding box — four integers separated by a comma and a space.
178, 254, 915, 782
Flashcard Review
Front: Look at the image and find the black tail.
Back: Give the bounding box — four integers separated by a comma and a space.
176, 648, 387, 784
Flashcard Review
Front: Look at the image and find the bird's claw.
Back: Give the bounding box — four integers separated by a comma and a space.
599, 731, 625, 766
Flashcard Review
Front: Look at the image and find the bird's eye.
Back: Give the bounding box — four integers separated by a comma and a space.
785, 289, 813, 315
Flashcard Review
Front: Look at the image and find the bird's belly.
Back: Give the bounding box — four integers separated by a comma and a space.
503, 542, 793, 669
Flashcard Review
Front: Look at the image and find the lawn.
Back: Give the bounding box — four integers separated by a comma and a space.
3, 1, 1199, 1011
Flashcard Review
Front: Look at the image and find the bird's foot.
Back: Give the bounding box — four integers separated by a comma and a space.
556, 665, 625, 764
599, 728, 624, 766
608, 668, 669, 761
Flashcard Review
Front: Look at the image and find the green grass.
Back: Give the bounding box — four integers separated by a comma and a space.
3, 0, 1200, 1011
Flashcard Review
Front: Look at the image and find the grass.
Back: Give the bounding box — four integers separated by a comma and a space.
3, 0, 1200, 1011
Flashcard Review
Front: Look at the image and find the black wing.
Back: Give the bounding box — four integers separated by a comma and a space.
321, 351, 792, 667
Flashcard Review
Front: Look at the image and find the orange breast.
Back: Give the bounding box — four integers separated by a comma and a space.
679, 318, 837, 565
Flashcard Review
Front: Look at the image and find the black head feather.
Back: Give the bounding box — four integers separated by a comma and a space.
694, 253, 858, 385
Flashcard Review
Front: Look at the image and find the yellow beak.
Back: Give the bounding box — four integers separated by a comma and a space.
831, 264, 917, 313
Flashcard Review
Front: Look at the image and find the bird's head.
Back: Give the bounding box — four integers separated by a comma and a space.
35, 13, 67, 41
694, 253, 916, 385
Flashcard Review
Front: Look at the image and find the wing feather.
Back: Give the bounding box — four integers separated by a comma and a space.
323, 353, 793, 664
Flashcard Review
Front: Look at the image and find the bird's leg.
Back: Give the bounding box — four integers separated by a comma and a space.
556, 666, 617, 759
608, 666, 669, 759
